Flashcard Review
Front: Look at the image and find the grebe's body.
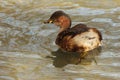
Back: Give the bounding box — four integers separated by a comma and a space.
44, 11, 102, 56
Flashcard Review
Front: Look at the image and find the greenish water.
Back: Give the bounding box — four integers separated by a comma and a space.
0, 0, 120, 80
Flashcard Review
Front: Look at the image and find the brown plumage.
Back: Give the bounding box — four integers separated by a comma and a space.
44, 11, 102, 57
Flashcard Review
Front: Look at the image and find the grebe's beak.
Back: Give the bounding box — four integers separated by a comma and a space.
44, 19, 53, 24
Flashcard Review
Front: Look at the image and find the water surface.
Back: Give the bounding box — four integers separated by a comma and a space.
0, 0, 120, 80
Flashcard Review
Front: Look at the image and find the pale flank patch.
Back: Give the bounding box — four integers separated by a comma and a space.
73, 29, 100, 52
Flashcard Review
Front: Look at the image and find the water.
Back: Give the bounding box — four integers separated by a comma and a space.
0, 0, 120, 80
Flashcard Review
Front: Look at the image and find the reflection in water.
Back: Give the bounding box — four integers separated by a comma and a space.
47, 46, 102, 68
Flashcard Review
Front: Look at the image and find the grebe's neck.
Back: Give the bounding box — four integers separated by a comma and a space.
58, 15, 71, 33
59, 27, 70, 33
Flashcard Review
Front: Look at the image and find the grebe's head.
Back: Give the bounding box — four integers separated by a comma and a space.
44, 11, 71, 29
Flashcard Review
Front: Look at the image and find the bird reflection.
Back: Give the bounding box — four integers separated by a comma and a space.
47, 46, 102, 68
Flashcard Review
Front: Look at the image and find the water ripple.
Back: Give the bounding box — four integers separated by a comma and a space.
0, 51, 42, 59
67, 7, 120, 16
0, 76, 15, 80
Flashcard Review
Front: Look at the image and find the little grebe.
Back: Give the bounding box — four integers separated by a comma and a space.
44, 11, 102, 57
